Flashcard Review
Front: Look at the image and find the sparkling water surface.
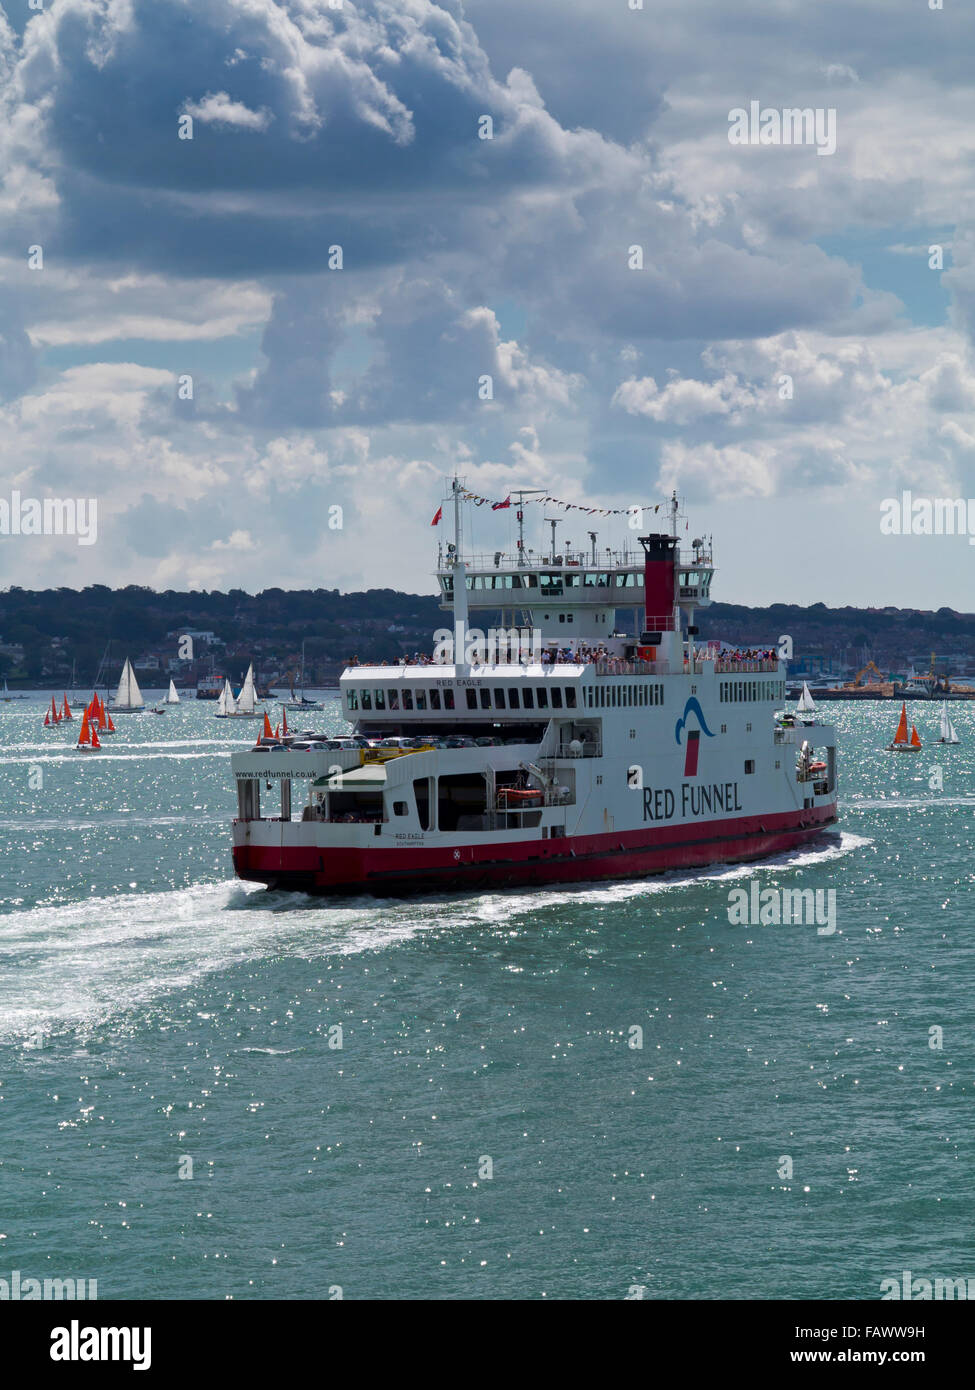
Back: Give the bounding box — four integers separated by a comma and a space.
1, 694, 973, 1299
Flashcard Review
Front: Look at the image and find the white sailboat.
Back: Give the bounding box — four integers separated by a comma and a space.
235, 663, 259, 716
110, 657, 145, 712
165, 679, 180, 705
796, 681, 816, 716
215, 679, 236, 718
938, 701, 959, 744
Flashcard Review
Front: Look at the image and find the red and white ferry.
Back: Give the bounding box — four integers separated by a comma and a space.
231, 487, 838, 894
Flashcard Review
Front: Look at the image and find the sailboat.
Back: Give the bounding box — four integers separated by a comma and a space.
61, 693, 73, 721
0, 678, 26, 702
285, 641, 324, 710
76, 707, 102, 752
234, 663, 261, 718
938, 701, 960, 745
214, 678, 235, 718
887, 702, 922, 752
796, 681, 816, 718
110, 657, 146, 712
165, 679, 180, 705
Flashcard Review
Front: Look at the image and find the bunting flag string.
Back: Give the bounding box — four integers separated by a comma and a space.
452, 490, 664, 517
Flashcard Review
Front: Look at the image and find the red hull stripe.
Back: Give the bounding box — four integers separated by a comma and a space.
233, 802, 838, 894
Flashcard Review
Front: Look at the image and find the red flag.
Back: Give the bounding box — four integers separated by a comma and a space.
492, 496, 511, 511
430, 505, 442, 526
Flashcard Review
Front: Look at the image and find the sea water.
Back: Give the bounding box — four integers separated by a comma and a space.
0, 696, 972, 1299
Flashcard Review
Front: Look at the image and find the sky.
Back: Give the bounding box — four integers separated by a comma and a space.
1, 0, 974, 607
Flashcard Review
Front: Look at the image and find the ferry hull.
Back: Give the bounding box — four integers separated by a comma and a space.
233, 803, 838, 896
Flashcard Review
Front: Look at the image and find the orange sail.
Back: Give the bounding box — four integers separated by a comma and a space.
282, 706, 288, 736
274, 723, 280, 739
910, 724, 921, 747
892, 702, 908, 744
90, 724, 101, 749
43, 711, 50, 726
51, 696, 60, 724
77, 708, 91, 745
106, 711, 115, 732
262, 711, 273, 738
62, 693, 73, 720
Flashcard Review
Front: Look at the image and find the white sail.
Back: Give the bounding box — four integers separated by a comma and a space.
219, 678, 236, 715
940, 701, 959, 743
166, 679, 180, 704
113, 657, 144, 710
236, 663, 257, 714
797, 681, 816, 713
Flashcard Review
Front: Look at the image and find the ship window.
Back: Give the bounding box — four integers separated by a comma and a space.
494, 688, 506, 708
402, 690, 413, 710
744, 761, 755, 774
348, 690, 358, 710
551, 688, 563, 708
388, 690, 399, 710
430, 690, 441, 710
416, 691, 427, 710
374, 689, 386, 710
413, 778, 431, 831
583, 572, 596, 587
466, 689, 478, 709
444, 689, 455, 709
721, 723, 727, 733
508, 688, 520, 709
537, 688, 548, 708
566, 688, 577, 709
559, 613, 565, 623
393, 800, 408, 816
480, 689, 491, 709
361, 690, 372, 710
523, 688, 535, 709
746, 722, 752, 732
615, 573, 627, 587
567, 613, 574, 622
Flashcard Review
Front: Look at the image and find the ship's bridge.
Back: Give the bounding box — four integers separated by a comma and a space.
436, 544, 714, 639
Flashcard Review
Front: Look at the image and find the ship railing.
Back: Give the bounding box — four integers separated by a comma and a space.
713, 659, 780, 673
594, 660, 671, 676
436, 548, 713, 573
542, 739, 602, 759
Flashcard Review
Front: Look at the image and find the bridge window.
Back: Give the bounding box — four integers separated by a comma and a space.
493, 688, 506, 708
480, 689, 491, 709
402, 690, 413, 710
347, 689, 358, 710
430, 690, 441, 710
566, 687, 577, 709
388, 690, 399, 710
508, 688, 520, 709
537, 688, 548, 708
551, 688, 563, 708
416, 691, 427, 710
523, 688, 535, 709
466, 689, 478, 710
361, 690, 372, 710
374, 689, 385, 710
